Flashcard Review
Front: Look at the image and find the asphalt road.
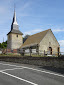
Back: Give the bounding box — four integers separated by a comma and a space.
0, 61, 64, 85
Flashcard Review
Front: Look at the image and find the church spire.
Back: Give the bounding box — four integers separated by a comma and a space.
11, 7, 19, 31
7, 5, 23, 36
13, 8, 18, 25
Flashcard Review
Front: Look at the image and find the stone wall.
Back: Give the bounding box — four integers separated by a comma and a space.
7, 33, 23, 50
0, 56, 64, 68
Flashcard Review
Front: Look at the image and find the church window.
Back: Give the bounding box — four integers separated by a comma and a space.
49, 42, 51, 47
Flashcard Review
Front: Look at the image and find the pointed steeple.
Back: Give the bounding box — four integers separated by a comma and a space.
7, 7, 23, 35
11, 7, 19, 31
13, 9, 18, 25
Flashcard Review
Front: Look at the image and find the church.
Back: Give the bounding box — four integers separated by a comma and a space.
7, 10, 60, 56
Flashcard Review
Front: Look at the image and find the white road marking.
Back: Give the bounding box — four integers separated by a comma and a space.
0, 71, 38, 85
0, 63, 64, 78
0, 68, 23, 72
0, 63, 21, 67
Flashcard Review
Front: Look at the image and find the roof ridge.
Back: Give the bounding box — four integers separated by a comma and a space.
29, 29, 50, 37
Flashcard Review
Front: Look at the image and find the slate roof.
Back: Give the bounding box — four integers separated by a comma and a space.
7, 29, 23, 35
21, 29, 50, 48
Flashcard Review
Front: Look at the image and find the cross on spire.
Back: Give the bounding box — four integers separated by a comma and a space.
11, 5, 19, 31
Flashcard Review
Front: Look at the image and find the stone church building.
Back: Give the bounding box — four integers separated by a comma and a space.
7, 10, 60, 55
21, 29, 60, 55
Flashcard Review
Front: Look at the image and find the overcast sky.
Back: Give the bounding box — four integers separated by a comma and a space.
0, 0, 64, 52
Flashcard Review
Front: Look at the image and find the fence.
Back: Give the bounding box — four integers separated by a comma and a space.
1, 48, 64, 57
19, 49, 63, 57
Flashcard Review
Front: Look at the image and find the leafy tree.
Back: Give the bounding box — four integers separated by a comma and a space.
0, 41, 7, 49
23, 35, 30, 43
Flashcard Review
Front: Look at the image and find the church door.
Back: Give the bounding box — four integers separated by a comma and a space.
49, 47, 52, 55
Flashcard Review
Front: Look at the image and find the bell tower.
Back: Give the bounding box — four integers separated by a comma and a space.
7, 9, 23, 50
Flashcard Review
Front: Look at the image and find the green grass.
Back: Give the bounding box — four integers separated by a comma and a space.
0, 53, 22, 57
0, 53, 58, 57
25, 54, 47, 57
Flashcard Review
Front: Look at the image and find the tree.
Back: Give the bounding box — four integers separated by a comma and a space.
23, 35, 30, 43
0, 41, 7, 49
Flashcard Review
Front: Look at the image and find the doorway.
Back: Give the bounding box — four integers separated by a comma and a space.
49, 47, 52, 55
